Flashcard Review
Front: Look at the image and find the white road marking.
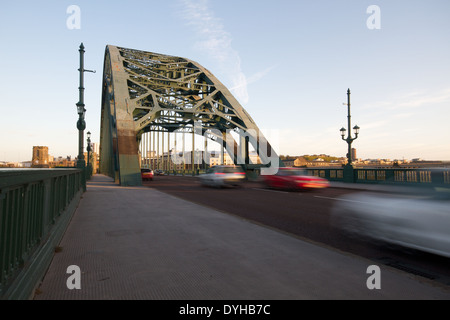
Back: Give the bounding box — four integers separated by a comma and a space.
313, 195, 371, 204
252, 188, 289, 194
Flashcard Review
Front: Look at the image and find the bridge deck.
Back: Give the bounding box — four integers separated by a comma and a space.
33, 174, 450, 300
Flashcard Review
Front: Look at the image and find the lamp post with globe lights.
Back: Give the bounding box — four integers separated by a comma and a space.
340, 89, 360, 182
76, 43, 95, 188
87, 131, 92, 177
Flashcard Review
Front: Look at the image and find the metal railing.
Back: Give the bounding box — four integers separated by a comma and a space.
162, 166, 450, 187
0, 168, 84, 299
305, 167, 450, 188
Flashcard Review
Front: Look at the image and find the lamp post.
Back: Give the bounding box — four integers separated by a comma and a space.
76, 43, 95, 188
340, 88, 360, 165
340, 89, 360, 183
87, 131, 92, 179
87, 131, 92, 167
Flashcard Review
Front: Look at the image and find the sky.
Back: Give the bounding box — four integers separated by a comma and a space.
1, 0, 449, 162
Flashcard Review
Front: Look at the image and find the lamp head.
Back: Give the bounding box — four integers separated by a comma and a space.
77, 103, 85, 116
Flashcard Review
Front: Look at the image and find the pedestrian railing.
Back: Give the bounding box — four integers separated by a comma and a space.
0, 169, 84, 300
305, 167, 450, 188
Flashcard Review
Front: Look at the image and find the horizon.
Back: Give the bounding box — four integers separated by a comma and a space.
1, 149, 448, 165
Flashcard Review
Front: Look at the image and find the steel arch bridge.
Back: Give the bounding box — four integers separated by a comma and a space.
100, 45, 281, 186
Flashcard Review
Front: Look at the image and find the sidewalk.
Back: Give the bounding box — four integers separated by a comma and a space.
33, 174, 450, 300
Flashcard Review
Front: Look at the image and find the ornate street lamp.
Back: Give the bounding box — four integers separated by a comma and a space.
76, 43, 95, 170
340, 88, 360, 165
340, 127, 346, 139
87, 131, 92, 167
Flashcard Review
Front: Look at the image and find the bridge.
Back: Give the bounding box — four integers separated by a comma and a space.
100, 45, 282, 186
1, 45, 450, 300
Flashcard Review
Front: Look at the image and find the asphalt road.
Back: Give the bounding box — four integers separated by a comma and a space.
144, 174, 450, 288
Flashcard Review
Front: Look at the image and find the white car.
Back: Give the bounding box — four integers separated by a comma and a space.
331, 187, 450, 258
199, 165, 246, 188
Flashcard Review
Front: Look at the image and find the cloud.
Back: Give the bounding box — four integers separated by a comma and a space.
395, 88, 450, 109
229, 65, 277, 91
362, 87, 450, 111
177, 0, 249, 103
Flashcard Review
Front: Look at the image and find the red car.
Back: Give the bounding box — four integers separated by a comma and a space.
141, 168, 154, 181
263, 167, 329, 191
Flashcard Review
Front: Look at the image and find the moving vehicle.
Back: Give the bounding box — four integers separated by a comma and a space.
262, 167, 329, 191
141, 168, 154, 181
331, 187, 450, 258
154, 169, 165, 176
199, 165, 246, 188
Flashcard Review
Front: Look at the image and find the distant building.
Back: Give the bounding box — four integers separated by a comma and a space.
0, 161, 22, 168
84, 151, 98, 172
403, 159, 446, 168
209, 150, 261, 166
92, 143, 100, 155
50, 157, 76, 168
141, 149, 263, 171
22, 161, 32, 168
294, 157, 308, 167
32, 146, 49, 168
282, 157, 296, 167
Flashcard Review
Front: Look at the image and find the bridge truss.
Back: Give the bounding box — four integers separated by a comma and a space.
100, 45, 280, 185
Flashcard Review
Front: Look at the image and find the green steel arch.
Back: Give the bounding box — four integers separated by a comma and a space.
100, 45, 280, 186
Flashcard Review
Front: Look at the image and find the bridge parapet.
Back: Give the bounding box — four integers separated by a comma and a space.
0, 169, 84, 299
305, 167, 450, 189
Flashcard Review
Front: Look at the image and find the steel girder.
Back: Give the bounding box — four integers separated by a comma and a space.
100, 45, 281, 186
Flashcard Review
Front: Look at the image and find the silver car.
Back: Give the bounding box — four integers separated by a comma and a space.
331, 187, 450, 258
199, 165, 246, 188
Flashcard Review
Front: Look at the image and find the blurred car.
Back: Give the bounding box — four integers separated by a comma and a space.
262, 167, 329, 191
141, 168, 154, 181
331, 188, 450, 258
199, 165, 246, 188
154, 169, 165, 176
